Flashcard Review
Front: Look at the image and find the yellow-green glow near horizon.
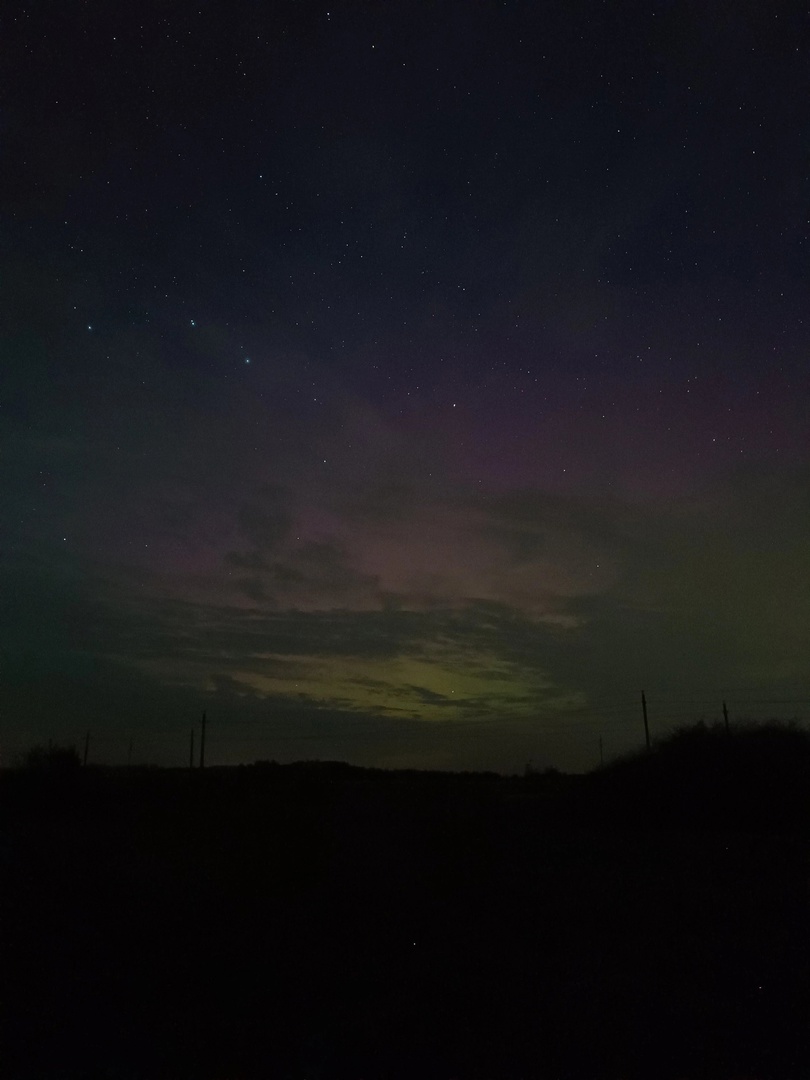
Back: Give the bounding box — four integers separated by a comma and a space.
226, 652, 547, 721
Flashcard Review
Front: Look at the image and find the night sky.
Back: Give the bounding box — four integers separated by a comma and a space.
3, 0, 809, 772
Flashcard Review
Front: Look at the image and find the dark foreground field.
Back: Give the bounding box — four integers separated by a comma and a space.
2, 724, 809, 1079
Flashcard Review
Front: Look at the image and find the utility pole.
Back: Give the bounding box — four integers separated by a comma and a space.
83, 731, 90, 767
199, 711, 206, 769
189, 727, 195, 770
641, 691, 650, 751
722, 700, 729, 734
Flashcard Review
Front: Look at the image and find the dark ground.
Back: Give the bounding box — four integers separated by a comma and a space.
2, 724, 809, 1079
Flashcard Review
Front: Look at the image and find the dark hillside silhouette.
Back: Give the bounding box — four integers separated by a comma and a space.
1, 722, 808, 1079
576, 719, 810, 831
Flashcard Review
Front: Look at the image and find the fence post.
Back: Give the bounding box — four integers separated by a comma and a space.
642, 691, 650, 751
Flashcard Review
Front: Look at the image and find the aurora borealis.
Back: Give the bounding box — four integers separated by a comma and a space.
3, 0, 809, 771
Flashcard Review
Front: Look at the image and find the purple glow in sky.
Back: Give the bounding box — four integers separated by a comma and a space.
3, 0, 809, 770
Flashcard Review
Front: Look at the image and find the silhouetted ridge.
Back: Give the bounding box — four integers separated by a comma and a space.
580, 720, 810, 831
3, 719, 810, 1079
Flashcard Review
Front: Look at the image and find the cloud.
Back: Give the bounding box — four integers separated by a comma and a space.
3, 463, 809, 771
233, 576, 275, 605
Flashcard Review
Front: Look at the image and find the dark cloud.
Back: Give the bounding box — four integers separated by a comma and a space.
234, 576, 275, 605
403, 685, 453, 706
6, 463, 808, 756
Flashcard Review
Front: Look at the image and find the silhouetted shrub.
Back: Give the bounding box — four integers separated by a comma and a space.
22, 743, 82, 772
